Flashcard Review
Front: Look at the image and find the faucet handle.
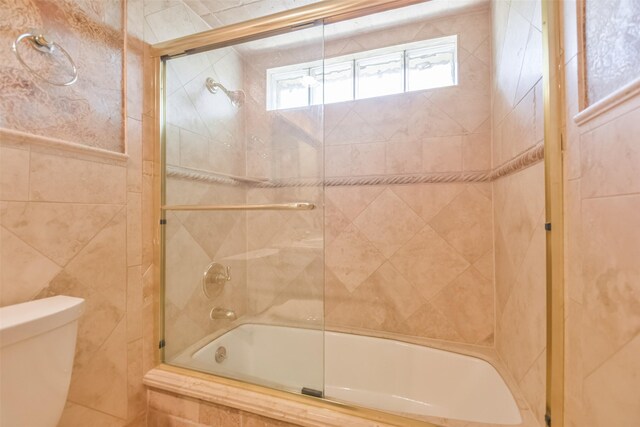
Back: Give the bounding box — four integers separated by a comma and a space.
203, 262, 231, 299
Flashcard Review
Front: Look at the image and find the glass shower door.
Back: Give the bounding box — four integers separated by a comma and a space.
161, 25, 325, 395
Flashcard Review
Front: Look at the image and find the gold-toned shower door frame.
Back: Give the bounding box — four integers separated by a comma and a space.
149, 1, 566, 426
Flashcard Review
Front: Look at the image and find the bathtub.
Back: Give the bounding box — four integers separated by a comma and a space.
171, 324, 522, 425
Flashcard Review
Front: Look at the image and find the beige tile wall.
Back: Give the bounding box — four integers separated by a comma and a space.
491, 1, 546, 426
147, 389, 300, 427
325, 183, 494, 344
0, 0, 149, 425
241, 8, 495, 346
563, 1, 640, 426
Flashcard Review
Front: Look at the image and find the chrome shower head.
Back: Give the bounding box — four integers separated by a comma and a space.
205, 77, 245, 107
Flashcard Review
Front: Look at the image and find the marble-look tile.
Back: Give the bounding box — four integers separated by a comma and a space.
242, 412, 300, 427
353, 189, 425, 258
501, 88, 537, 163
462, 132, 491, 171
37, 270, 124, 372
29, 152, 126, 204
430, 85, 491, 133
127, 40, 144, 122
348, 262, 425, 326
58, 401, 125, 427
325, 224, 386, 292
199, 401, 241, 426
127, 266, 143, 342
494, 6, 531, 122
385, 135, 422, 174
164, 224, 211, 310
0, 201, 120, 266
403, 301, 463, 341
583, 333, 640, 427
148, 390, 199, 421
580, 107, 640, 198
430, 186, 493, 263
580, 194, 640, 375
0, 146, 29, 201
408, 100, 466, 139
515, 25, 543, 104
518, 349, 546, 426
324, 198, 350, 246
127, 192, 142, 266
127, 118, 143, 192
497, 220, 546, 382
325, 145, 351, 177
390, 225, 470, 300
422, 136, 463, 172
432, 267, 494, 344
392, 183, 465, 222
351, 142, 386, 176
65, 208, 127, 310
325, 185, 385, 221
127, 339, 145, 422
0, 227, 60, 306
68, 318, 128, 419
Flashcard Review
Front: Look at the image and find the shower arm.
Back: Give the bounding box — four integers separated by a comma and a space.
205, 77, 244, 107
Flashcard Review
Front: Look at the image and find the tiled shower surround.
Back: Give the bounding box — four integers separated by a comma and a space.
241, 9, 495, 345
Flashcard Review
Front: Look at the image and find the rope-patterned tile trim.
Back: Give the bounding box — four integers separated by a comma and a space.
258, 170, 492, 188
490, 142, 545, 181
165, 143, 544, 187
259, 143, 545, 188
166, 165, 242, 186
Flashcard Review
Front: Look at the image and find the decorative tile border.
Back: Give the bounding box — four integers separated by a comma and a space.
0, 127, 129, 165
574, 76, 640, 126
165, 142, 545, 188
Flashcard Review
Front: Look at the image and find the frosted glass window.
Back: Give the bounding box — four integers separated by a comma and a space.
267, 35, 457, 110
310, 61, 354, 105
406, 45, 457, 91
271, 69, 311, 110
355, 52, 404, 99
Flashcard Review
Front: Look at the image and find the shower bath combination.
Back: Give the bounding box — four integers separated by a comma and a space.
205, 77, 245, 107
154, 1, 558, 426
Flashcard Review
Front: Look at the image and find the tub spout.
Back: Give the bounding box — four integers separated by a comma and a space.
210, 307, 237, 321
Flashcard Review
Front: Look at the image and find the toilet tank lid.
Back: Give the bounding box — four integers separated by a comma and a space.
0, 296, 85, 349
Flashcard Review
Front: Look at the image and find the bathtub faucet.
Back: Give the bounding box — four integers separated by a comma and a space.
210, 307, 237, 321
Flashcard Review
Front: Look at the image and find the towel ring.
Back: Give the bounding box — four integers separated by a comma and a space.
12, 31, 78, 87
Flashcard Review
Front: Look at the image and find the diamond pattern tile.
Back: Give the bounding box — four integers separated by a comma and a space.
353, 189, 425, 258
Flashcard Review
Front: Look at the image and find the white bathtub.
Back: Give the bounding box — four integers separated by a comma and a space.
171, 324, 522, 425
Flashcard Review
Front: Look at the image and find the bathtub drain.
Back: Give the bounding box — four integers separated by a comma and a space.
215, 346, 227, 363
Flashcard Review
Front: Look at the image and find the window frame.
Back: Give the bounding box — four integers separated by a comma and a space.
266, 35, 457, 111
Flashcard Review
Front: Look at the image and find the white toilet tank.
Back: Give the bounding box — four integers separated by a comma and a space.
0, 296, 85, 427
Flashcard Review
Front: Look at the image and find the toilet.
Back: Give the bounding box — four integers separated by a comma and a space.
0, 296, 85, 427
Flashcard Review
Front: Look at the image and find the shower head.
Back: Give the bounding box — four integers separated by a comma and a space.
205, 77, 245, 107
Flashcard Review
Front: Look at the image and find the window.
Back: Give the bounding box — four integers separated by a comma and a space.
267, 35, 457, 110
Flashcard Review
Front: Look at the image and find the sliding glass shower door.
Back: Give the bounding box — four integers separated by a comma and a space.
161, 25, 325, 395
